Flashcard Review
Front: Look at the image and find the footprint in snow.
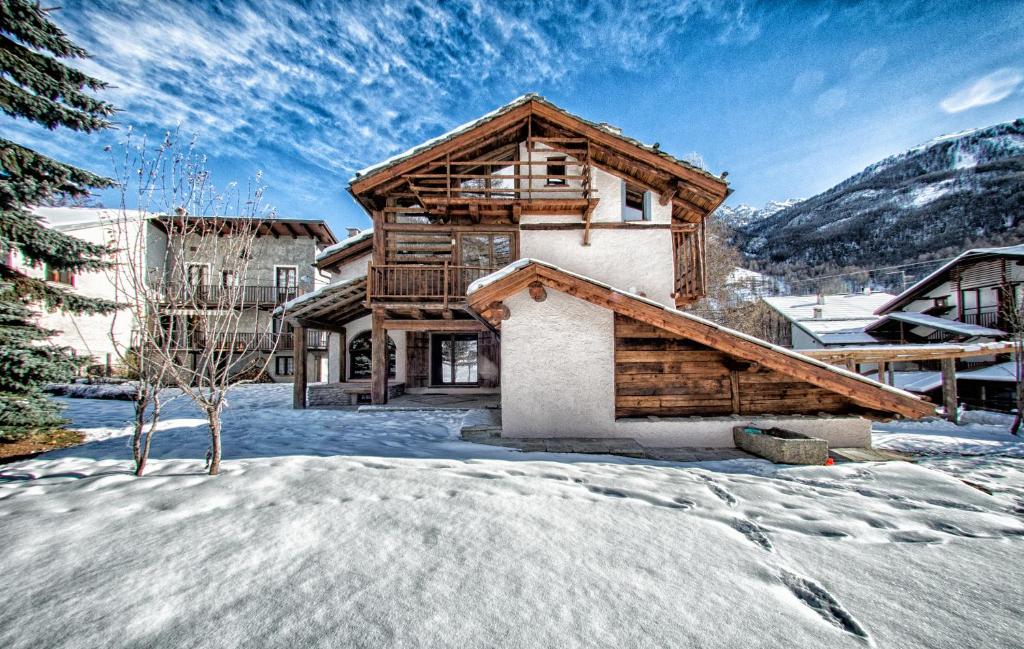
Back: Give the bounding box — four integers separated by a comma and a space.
699, 476, 737, 506
730, 518, 773, 551
779, 569, 869, 640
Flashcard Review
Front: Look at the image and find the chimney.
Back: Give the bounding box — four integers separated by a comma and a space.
816, 293, 826, 305
346, 227, 361, 238
813, 306, 823, 320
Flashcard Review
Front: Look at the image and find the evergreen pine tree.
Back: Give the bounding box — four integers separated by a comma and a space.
0, 0, 118, 439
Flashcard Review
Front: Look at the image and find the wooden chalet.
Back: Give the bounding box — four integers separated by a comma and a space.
283, 95, 931, 446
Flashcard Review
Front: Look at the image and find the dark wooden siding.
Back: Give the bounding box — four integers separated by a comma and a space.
614, 314, 860, 418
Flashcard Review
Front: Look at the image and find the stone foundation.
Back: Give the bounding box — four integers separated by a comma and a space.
307, 382, 405, 407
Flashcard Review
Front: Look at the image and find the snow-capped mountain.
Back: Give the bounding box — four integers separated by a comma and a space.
735, 118, 1024, 274
713, 199, 802, 229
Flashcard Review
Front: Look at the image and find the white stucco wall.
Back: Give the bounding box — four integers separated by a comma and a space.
330, 251, 371, 284
29, 217, 150, 363
519, 228, 675, 305
500, 289, 871, 448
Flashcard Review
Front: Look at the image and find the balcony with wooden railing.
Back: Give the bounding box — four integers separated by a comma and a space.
395, 138, 599, 219
154, 283, 300, 308
368, 263, 498, 307
176, 330, 328, 352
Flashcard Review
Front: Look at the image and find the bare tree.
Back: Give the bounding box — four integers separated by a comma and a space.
107, 130, 282, 475
686, 218, 775, 339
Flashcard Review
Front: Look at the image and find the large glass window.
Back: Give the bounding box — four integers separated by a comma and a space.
431, 334, 478, 385
348, 331, 396, 380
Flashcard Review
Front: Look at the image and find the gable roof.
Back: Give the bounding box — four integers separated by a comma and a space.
762, 292, 893, 344
348, 94, 730, 210
876, 244, 1024, 314
467, 259, 935, 420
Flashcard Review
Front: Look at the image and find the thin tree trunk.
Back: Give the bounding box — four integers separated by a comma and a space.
206, 408, 222, 476
131, 394, 148, 470
136, 402, 161, 477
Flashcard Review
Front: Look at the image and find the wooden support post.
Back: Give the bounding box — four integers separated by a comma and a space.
729, 370, 741, 415
888, 364, 896, 386
877, 361, 887, 385
338, 327, 347, 382
370, 310, 388, 405
293, 324, 307, 410
941, 357, 958, 424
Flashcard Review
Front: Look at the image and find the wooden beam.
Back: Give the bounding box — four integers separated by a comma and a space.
381, 319, 487, 332
370, 309, 388, 405
941, 357, 958, 424
292, 325, 307, 410
801, 341, 1015, 364
528, 281, 547, 302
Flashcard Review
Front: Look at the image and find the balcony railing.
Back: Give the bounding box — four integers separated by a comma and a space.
173, 330, 328, 352
961, 307, 1003, 331
368, 264, 498, 306
397, 136, 598, 204
155, 283, 300, 308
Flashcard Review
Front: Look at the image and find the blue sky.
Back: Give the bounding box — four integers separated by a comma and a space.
8, 0, 1024, 234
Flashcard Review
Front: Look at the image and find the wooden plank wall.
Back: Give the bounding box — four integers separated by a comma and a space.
614, 314, 860, 418
406, 332, 430, 388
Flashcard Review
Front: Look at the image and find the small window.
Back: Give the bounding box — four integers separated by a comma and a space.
221, 270, 235, 287
546, 156, 567, 186
276, 356, 294, 376
622, 182, 651, 221
45, 265, 74, 286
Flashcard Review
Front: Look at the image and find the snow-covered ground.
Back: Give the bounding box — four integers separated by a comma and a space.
1, 385, 1022, 648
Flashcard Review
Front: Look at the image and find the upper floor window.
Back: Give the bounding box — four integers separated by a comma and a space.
221, 270, 236, 288
546, 157, 567, 186
622, 182, 651, 221
45, 265, 74, 286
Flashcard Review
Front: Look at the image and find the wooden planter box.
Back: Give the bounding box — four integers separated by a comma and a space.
732, 426, 829, 465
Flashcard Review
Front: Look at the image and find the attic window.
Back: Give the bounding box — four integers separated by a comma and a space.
622, 182, 651, 222
546, 157, 567, 186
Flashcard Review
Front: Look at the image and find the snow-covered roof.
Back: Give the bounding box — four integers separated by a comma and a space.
35, 207, 125, 229
816, 331, 883, 346
875, 312, 1006, 337
762, 292, 894, 343
468, 259, 932, 414
958, 361, 1018, 383
876, 243, 1024, 315
315, 227, 373, 264
350, 93, 727, 188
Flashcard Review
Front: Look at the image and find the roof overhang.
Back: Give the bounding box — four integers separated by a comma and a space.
153, 214, 338, 247
876, 245, 1024, 315
466, 259, 936, 420
347, 95, 730, 217
275, 276, 368, 332
867, 312, 1007, 338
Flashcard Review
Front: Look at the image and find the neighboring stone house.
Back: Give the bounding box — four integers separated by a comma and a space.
283, 95, 933, 445
27, 207, 337, 382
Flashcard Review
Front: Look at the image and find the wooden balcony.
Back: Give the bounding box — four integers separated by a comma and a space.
155, 283, 299, 308
178, 330, 328, 352
368, 263, 498, 307
393, 137, 599, 220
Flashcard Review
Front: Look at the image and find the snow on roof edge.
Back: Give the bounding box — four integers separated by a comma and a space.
876, 243, 1024, 315
468, 259, 933, 408
275, 274, 367, 315
349, 93, 726, 188
315, 228, 373, 263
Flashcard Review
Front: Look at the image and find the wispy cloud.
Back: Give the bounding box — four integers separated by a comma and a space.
939, 68, 1023, 113
7, 0, 759, 181
813, 87, 847, 116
